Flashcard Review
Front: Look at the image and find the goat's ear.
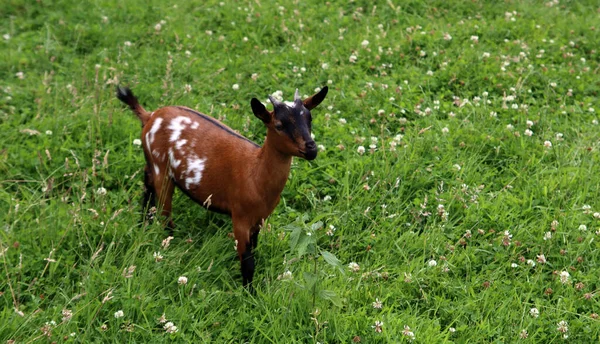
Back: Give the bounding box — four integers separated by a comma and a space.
303, 86, 328, 110
251, 98, 271, 124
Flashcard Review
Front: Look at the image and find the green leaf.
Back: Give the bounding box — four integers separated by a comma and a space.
311, 221, 323, 231
289, 226, 302, 251
319, 289, 343, 307
320, 250, 344, 273
303, 271, 318, 290
296, 233, 310, 257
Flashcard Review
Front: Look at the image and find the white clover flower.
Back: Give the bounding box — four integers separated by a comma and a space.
153, 252, 163, 262
511, 263, 518, 268
441, 127, 449, 134
543, 231, 552, 240
164, 321, 179, 333
45, 130, 53, 135
559, 271, 570, 284
133, 139, 142, 146
124, 41, 132, 47
428, 259, 437, 267
506, 124, 514, 130
96, 187, 107, 195
154, 23, 162, 31
579, 224, 587, 231
3, 33, 10, 40
114, 310, 124, 318
321, 63, 329, 70
530, 307, 539, 318
178, 276, 188, 285
402, 325, 415, 340
556, 320, 568, 333
349, 54, 358, 63
232, 84, 239, 90
543, 140, 552, 148
339, 118, 347, 124
361, 40, 369, 48
524, 129, 533, 136
482, 52, 491, 58
443, 32, 452, 40
184, 84, 192, 93
526, 259, 535, 267
15, 72, 24, 79
372, 298, 382, 309
348, 262, 360, 272
357, 146, 365, 155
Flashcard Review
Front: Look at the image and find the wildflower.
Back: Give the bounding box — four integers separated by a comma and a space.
543, 231, 552, 240
277, 270, 293, 280
326, 225, 336, 236
519, 329, 528, 339
323, 195, 332, 202
449, 327, 456, 333
96, 187, 107, 195
178, 276, 188, 285
62, 309, 73, 322
154, 23, 162, 31
162, 236, 174, 248
232, 84, 239, 90
453, 164, 461, 171
402, 325, 415, 340
348, 262, 360, 272
357, 146, 365, 155
442, 127, 449, 134
426, 70, 434, 76
550, 82, 557, 88
470, 35, 479, 42
530, 307, 539, 318
321, 63, 329, 69
339, 118, 347, 124
133, 139, 142, 146
164, 322, 179, 334
579, 224, 587, 231
559, 271, 570, 284
428, 259, 437, 267
372, 298, 382, 309
184, 84, 192, 93
157, 313, 167, 323
556, 320, 568, 333
511, 263, 518, 268
361, 40, 369, 48
349, 54, 358, 63
506, 124, 514, 130
16, 72, 24, 79
114, 310, 124, 318
537, 254, 546, 264
153, 252, 163, 262
124, 41, 132, 47
372, 320, 383, 333
443, 32, 452, 40
205, 30, 213, 36
526, 259, 535, 267
543, 140, 552, 148
3, 33, 10, 40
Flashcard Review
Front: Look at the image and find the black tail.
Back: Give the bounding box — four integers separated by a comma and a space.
116, 86, 150, 125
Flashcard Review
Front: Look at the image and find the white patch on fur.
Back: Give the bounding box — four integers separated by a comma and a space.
146, 118, 164, 152
168, 148, 181, 169
176, 139, 187, 150
284, 101, 295, 108
153, 163, 160, 175
185, 155, 207, 189
152, 150, 161, 158
191, 122, 199, 130
150, 111, 155, 117
168, 116, 192, 142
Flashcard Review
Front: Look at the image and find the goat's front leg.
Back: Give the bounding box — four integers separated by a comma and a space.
232, 216, 255, 289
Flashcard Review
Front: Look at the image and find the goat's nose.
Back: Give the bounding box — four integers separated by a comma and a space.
305, 141, 317, 151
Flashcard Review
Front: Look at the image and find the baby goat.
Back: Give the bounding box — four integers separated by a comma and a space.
117, 85, 328, 287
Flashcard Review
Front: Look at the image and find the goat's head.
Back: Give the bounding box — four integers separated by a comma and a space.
251, 86, 328, 160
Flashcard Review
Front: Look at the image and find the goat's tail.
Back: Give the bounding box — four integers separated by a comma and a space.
116, 86, 151, 126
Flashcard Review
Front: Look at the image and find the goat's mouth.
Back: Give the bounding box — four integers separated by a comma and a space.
298, 149, 317, 160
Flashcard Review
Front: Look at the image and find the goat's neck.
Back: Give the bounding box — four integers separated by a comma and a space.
254, 136, 293, 197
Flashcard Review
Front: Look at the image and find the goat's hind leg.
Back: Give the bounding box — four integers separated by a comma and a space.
142, 164, 157, 223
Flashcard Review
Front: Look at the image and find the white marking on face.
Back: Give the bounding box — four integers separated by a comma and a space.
176, 139, 187, 150
185, 154, 207, 189
146, 118, 164, 152
168, 148, 181, 169
153, 164, 160, 175
168, 116, 192, 142
284, 101, 295, 108
191, 122, 199, 130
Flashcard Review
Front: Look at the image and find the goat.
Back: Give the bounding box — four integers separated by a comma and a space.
116, 85, 328, 287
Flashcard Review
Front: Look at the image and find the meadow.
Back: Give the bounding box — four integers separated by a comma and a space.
1, 0, 600, 342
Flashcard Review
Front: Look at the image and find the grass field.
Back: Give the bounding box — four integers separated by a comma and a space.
2, 0, 600, 342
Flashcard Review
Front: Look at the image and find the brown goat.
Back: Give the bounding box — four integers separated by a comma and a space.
117, 85, 328, 287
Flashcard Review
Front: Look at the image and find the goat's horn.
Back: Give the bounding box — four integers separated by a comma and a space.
294, 89, 301, 101
268, 95, 282, 107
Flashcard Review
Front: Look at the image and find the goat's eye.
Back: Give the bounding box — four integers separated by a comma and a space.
274, 123, 284, 131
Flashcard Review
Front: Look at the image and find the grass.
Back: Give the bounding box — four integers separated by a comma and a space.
1, 0, 600, 342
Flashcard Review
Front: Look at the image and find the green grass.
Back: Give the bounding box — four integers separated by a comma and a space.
2, 0, 600, 342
